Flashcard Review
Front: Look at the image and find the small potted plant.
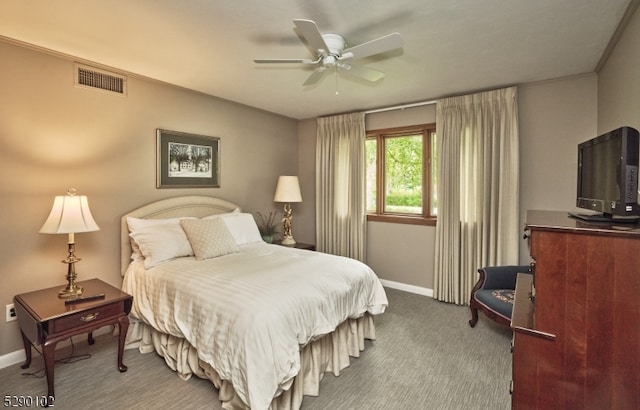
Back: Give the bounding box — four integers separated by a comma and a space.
255, 211, 279, 243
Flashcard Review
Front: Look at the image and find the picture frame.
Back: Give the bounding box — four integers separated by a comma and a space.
156, 129, 220, 188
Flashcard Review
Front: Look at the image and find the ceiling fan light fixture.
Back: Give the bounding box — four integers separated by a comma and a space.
323, 55, 337, 66
255, 19, 404, 87
321, 33, 346, 55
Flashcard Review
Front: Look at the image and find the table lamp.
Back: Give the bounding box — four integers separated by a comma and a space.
39, 188, 100, 298
273, 176, 302, 245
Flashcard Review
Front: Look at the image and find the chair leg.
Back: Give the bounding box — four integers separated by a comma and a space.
468, 269, 485, 328
469, 302, 479, 327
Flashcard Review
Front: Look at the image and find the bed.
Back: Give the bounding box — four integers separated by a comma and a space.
120, 196, 388, 410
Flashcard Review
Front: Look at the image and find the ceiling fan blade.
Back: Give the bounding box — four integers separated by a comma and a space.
341, 32, 404, 60
341, 64, 385, 82
254, 58, 316, 64
294, 19, 329, 55
303, 67, 327, 86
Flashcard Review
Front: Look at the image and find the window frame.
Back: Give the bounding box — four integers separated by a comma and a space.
366, 123, 437, 226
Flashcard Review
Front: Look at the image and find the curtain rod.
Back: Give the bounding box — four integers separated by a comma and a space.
364, 99, 436, 115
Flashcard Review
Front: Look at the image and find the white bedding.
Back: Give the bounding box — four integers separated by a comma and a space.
122, 241, 387, 410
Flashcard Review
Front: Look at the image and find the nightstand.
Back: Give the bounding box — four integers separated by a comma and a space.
275, 241, 316, 251
13, 278, 133, 403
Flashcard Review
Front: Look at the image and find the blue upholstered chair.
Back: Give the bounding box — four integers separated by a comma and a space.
468, 265, 532, 328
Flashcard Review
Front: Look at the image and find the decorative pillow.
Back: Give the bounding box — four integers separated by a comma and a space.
218, 213, 264, 245
129, 222, 194, 268
180, 218, 239, 260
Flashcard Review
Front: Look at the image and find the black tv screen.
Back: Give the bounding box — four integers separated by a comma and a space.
573, 126, 640, 222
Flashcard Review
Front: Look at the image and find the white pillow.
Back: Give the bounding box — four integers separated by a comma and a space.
126, 216, 195, 231
218, 213, 264, 245
127, 216, 188, 260
180, 218, 239, 260
201, 208, 241, 220
128, 217, 194, 268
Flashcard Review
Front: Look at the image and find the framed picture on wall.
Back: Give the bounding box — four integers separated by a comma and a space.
156, 129, 220, 188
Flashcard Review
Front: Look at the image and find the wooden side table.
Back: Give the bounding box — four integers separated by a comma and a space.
14, 278, 133, 403
274, 241, 316, 251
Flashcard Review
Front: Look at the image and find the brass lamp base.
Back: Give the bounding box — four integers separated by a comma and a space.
58, 241, 83, 299
59, 284, 83, 298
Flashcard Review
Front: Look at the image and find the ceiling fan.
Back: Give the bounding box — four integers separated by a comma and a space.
254, 19, 404, 86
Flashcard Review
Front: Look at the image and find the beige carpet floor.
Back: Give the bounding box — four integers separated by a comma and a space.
0, 287, 512, 409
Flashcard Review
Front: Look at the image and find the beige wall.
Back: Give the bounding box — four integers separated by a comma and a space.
0, 40, 298, 357
365, 106, 437, 290
297, 106, 437, 291
598, 4, 640, 133
297, 77, 597, 291
518, 75, 598, 263
294, 119, 317, 245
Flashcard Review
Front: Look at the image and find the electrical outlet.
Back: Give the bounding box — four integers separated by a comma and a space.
6, 303, 16, 322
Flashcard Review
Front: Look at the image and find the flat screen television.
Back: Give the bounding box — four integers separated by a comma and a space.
570, 126, 640, 223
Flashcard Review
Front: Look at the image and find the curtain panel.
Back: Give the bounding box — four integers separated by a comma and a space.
315, 112, 367, 261
434, 86, 520, 304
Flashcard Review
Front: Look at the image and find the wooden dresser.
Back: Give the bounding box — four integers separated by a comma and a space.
511, 210, 640, 410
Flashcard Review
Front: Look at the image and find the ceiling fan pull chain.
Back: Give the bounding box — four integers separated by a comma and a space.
335, 68, 339, 95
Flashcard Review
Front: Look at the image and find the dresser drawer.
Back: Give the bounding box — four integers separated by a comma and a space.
49, 301, 124, 334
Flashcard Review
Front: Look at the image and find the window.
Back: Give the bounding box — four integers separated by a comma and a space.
366, 123, 437, 225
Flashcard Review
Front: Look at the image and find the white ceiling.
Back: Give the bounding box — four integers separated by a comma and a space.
0, 0, 634, 120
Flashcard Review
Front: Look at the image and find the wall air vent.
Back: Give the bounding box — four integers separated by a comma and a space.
74, 63, 127, 96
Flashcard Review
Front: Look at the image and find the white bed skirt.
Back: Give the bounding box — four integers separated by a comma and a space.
125, 314, 376, 409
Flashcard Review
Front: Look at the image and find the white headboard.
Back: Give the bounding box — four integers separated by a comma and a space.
120, 195, 240, 275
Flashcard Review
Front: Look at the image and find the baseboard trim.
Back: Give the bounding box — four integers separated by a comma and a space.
0, 349, 26, 370
0, 326, 114, 370
381, 279, 433, 297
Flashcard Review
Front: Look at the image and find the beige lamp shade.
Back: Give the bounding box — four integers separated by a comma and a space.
40, 189, 100, 235
273, 176, 302, 203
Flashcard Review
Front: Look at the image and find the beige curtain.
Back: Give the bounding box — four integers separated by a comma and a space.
315, 112, 367, 261
434, 86, 520, 304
